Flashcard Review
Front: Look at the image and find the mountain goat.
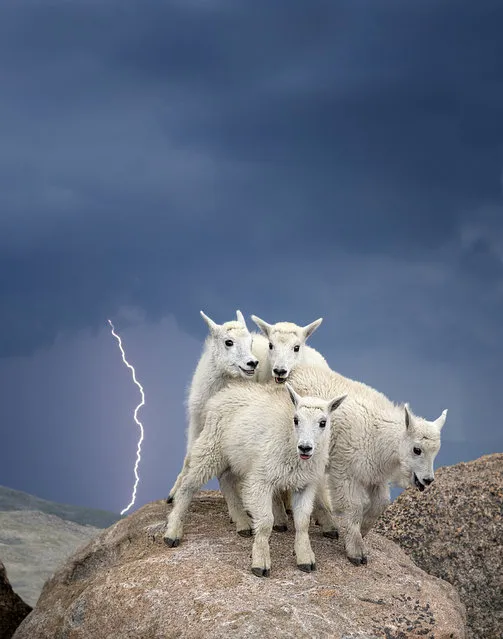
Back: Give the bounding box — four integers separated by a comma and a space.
287, 366, 448, 565
250, 315, 333, 527
251, 315, 330, 384
167, 310, 258, 504
164, 381, 346, 577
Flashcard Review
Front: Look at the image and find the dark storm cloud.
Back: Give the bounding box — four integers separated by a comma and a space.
1, 0, 503, 356
0, 1, 502, 507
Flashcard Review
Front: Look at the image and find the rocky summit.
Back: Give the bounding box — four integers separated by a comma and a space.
14, 492, 465, 639
376, 453, 503, 639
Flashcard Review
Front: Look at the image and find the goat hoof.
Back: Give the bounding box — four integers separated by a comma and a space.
348, 556, 365, 566
361, 555, 368, 565
166, 495, 174, 504
163, 537, 180, 548
237, 528, 253, 538
322, 529, 339, 540
273, 524, 288, 533
297, 562, 316, 573
251, 567, 270, 578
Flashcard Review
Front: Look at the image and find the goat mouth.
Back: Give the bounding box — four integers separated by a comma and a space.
299, 453, 312, 461
413, 473, 425, 492
275, 377, 287, 384
239, 367, 256, 376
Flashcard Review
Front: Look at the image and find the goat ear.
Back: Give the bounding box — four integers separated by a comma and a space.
251, 315, 272, 338
404, 403, 412, 429
200, 310, 220, 335
328, 394, 346, 414
433, 409, 448, 431
284, 382, 300, 408
235, 310, 248, 329
303, 318, 323, 341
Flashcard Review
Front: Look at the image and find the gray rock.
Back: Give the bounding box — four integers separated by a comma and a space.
14, 492, 466, 639
376, 453, 503, 639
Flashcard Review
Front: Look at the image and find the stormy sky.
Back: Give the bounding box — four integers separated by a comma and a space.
1, 0, 502, 514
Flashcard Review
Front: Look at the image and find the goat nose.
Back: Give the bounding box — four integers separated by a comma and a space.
298, 444, 313, 454
273, 368, 287, 377
247, 360, 258, 369
423, 477, 434, 486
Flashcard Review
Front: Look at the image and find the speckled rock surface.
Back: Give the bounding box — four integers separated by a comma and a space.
14, 492, 465, 639
0, 560, 32, 639
376, 453, 502, 639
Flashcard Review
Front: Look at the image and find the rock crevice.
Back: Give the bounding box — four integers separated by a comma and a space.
0, 560, 32, 639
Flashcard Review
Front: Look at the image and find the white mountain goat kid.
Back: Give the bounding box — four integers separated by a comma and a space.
163, 381, 346, 577
251, 315, 330, 384
250, 314, 332, 526
287, 366, 448, 566
167, 310, 258, 504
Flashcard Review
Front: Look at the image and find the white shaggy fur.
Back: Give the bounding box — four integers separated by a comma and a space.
164, 381, 346, 577
287, 365, 448, 565
167, 310, 258, 502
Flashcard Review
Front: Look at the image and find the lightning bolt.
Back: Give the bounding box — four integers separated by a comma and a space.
108, 319, 145, 516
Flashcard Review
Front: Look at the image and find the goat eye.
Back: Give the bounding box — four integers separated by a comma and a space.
319, 420, 326, 429
293, 345, 300, 352
269, 342, 273, 350
413, 447, 422, 456
293, 416, 299, 426
225, 339, 234, 347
